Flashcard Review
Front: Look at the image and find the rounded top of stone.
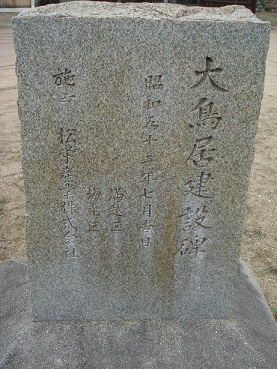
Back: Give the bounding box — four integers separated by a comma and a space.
16, 1, 265, 23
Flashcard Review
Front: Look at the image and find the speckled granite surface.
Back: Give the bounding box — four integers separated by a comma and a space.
0, 258, 276, 369
13, 2, 270, 321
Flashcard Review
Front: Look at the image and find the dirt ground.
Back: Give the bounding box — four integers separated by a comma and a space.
0, 11, 276, 316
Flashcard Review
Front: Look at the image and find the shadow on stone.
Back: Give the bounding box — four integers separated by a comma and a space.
0, 258, 276, 369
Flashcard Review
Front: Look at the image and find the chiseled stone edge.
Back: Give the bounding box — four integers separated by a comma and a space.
15, 1, 267, 24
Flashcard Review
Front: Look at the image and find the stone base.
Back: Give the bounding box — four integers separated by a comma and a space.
0, 258, 276, 369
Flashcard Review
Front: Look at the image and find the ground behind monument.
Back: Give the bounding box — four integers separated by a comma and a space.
0, 10, 276, 317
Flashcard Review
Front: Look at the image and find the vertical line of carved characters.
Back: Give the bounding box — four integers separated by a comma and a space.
190, 98, 222, 130
141, 200, 154, 242
58, 127, 78, 258
62, 215, 78, 258
191, 57, 229, 93
142, 73, 163, 161
60, 170, 75, 192
108, 187, 125, 233
141, 203, 154, 247
87, 186, 102, 233
58, 128, 77, 168
140, 73, 164, 247
141, 200, 154, 243
141, 220, 155, 248
178, 59, 228, 260
53, 68, 76, 103
176, 205, 212, 258
185, 136, 216, 168
140, 171, 156, 245
62, 218, 77, 242
61, 200, 78, 258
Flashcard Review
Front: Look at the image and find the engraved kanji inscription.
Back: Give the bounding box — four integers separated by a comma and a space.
145, 75, 163, 90
140, 172, 156, 184
89, 221, 100, 232
108, 187, 124, 201
61, 197, 77, 216
143, 204, 152, 217
144, 116, 159, 129
143, 134, 158, 147
143, 99, 161, 110
141, 237, 151, 247
109, 203, 124, 217
87, 187, 101, 200
64, 246, 78, 258
60, 170, 75, 191
111, 220, 122, 232
179, 206, 211, 231
63, 223, 78, 242
142, 188, 154, 199
191, 98, 222, 130
59, 92, 76, 103
186, 136, 215, 167
87, 186, 102, 233
176, 236, 207, 256
140, 72, 165, 246
62, 215, 78, 258
58, 128, 76, 149
58, 127, 78, 258
107, 187, 125, 232
53, 68, 75, 86
141, 219, 155, 232
142, 153, 153, 164
192, 57, 228, 92
184, 172, 213, 198
89, 203, 101, 217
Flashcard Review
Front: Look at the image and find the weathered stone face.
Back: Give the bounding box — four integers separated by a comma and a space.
13, 2, 270, 321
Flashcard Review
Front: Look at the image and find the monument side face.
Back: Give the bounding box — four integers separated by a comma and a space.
13, 2, 270, 321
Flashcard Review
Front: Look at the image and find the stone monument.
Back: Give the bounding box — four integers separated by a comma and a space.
1, 2, 276, 368
13, 2, 270, 321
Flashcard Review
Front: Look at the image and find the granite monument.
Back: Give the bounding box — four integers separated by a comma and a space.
13, 2, 270, 322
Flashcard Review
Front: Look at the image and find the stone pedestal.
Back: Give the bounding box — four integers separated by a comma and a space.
0, 258, 277, 369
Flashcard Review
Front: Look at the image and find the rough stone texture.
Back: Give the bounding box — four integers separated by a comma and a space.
13, 2, 270, 321
0, 258, 276, 369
